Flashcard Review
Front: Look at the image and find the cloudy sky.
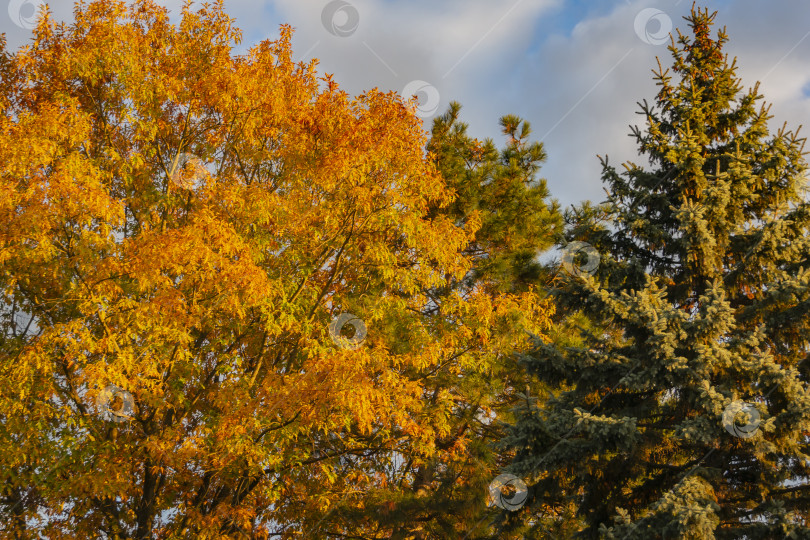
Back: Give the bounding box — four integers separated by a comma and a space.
3, 0, 809, 208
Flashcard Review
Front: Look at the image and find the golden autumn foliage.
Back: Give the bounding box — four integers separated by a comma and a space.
0, 1, 553, 538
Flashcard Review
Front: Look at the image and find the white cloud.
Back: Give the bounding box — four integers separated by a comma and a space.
506, 0, 810, 207
264, 0, 559, 120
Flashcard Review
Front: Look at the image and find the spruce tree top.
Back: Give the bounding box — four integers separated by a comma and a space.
603, 6, 809, 307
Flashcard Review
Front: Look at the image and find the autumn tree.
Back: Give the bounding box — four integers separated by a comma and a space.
503, 6, 810, 539
0, 1, 554, 538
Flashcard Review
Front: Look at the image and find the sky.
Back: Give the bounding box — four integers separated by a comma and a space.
2, 0, 809, 209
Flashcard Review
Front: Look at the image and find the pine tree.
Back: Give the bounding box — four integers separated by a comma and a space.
425, 102, 562, 294
362, 104, 562, 539
503, 6, 810, 539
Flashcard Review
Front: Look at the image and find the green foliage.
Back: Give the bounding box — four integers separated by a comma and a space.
368, 103, 563, 539
503, 6, 810, 539
426, 101, 562, 294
